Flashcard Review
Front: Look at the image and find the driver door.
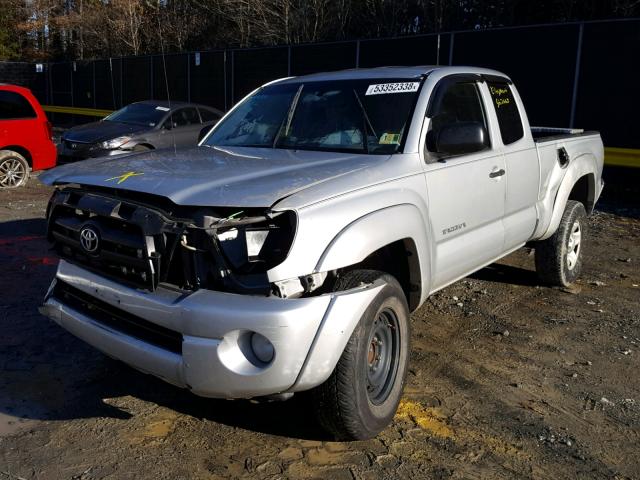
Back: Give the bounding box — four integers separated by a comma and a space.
423, 77, 506, 291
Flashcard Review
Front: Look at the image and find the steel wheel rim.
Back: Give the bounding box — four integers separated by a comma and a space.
0, 157, 26, 187
365, 307, 400, 405
566, 220, 582, 270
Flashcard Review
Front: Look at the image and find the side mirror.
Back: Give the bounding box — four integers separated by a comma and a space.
163, 122, 172, 131
198, 126, 211, 143
428, 121, 489, 156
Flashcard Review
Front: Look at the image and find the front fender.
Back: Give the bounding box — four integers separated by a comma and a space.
316, 203, 431, 306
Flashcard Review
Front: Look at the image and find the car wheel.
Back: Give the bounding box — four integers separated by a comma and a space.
0, 150, 30, 189
535, 200, 587, 287
311, 269, 411, 440
133, 144, 151, 152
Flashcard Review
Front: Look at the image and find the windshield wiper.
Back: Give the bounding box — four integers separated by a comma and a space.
272, 84, 304, 149
353, 89, 378, 154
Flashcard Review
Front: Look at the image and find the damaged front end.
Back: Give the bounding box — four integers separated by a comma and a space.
46, 186, 297, 295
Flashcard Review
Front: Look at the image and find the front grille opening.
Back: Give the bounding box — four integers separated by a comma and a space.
46, 188, 296, 295
52, 281, 183, 354
49, 203, 159, 290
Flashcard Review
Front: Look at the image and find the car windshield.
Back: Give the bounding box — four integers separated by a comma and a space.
104, 103, 169, 127
203, 78, 424, 154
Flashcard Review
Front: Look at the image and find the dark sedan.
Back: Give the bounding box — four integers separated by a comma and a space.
58, 100, 223, 162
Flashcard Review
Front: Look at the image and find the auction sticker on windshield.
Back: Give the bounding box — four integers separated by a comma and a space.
365, 82, 420, 95
379, 133, 401, 144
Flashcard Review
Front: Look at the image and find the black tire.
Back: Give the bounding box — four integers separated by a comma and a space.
311, 269, 411, 440
535, 200, 587, 287
133, 144, 151, 152
0, 150, 29, 189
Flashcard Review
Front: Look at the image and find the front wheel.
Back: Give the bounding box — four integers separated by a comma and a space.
535, 200, 587, 287
0, 150, 29, 189
311, 270, 411, 440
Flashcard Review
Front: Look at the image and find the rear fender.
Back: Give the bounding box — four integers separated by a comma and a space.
538, 153, 597, 240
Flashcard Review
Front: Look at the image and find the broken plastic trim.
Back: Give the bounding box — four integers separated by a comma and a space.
272, 272, 328, 299
46, 186, 297, 295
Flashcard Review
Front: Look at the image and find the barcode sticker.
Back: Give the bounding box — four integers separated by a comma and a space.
365, 82, 420, 95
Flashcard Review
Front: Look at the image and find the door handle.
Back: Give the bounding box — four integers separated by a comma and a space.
489, 168, 505, 178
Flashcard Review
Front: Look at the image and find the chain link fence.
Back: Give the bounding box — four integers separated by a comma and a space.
1, 18, 638, 149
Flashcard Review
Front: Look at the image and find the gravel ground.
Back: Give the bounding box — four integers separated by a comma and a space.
0, 177, 639, 480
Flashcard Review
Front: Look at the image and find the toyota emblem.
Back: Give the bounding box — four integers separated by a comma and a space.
79, 226, 100, 253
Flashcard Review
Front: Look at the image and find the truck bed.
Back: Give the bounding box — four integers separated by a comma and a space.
531, 126, 599, 143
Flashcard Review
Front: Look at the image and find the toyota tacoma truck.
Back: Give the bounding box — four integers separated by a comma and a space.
39, 66, 604, 440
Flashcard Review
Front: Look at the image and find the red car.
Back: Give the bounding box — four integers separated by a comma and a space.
0, 84, 56, 188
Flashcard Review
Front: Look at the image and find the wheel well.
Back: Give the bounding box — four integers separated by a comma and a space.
341, 239, 421, 311
568, 174, 595, 214
135, 143, 154, 150
1, 146, 32, 167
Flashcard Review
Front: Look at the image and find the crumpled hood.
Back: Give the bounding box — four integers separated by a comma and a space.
62, 120, 148, 143
40, 146, 389, 208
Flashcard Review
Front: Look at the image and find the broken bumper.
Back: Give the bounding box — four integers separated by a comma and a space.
40, 260, 382, 398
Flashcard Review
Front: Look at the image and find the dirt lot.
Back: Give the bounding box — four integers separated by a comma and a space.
1, 177, 639, 480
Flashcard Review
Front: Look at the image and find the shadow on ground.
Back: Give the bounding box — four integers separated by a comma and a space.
0, 218, 330, 440
469, 261, 539, 287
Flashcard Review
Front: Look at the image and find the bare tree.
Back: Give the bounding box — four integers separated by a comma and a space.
2, 0, 639, 61
107, 0, 146, 56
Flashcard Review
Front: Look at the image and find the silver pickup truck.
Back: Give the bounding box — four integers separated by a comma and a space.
39, 66, 604, 440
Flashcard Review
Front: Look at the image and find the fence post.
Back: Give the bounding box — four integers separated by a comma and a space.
70, 62, 74, 108
109, 57, 116, 110
223, 51, 228, 111
287, 45, 291, 76
70, 62, 75, 124
92, 60, 96, 108
150, 56, 154, 100
355, 40, 360, 68
231, 50, 235, 106
187, 53, 191, 102
448, 33, 455, 65
569, 22, 584, 129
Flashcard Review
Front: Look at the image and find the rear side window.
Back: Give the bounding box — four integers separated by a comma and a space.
172, 107, 200, 127
199, 108, 220, 122
487, 82, 524, 145
0, 91, 37, 120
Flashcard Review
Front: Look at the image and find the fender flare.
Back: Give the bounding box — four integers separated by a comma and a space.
539, 153, 597, 240
315, 203, 431, 307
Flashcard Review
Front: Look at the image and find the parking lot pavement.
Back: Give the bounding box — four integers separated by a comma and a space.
1, 180, 639, 479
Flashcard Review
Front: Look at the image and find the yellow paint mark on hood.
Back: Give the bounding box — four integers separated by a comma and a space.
105, 171, 144, 184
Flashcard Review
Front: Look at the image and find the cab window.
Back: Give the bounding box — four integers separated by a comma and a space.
487, 81, 524, 145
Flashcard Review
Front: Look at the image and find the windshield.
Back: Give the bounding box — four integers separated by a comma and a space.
204, 78, 424, 154
104, 103, 169, 127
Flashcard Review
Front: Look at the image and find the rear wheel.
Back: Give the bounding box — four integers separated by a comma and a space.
535, 200, 587, 286
0, 150, 29, 189
311, 270, 410, 440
